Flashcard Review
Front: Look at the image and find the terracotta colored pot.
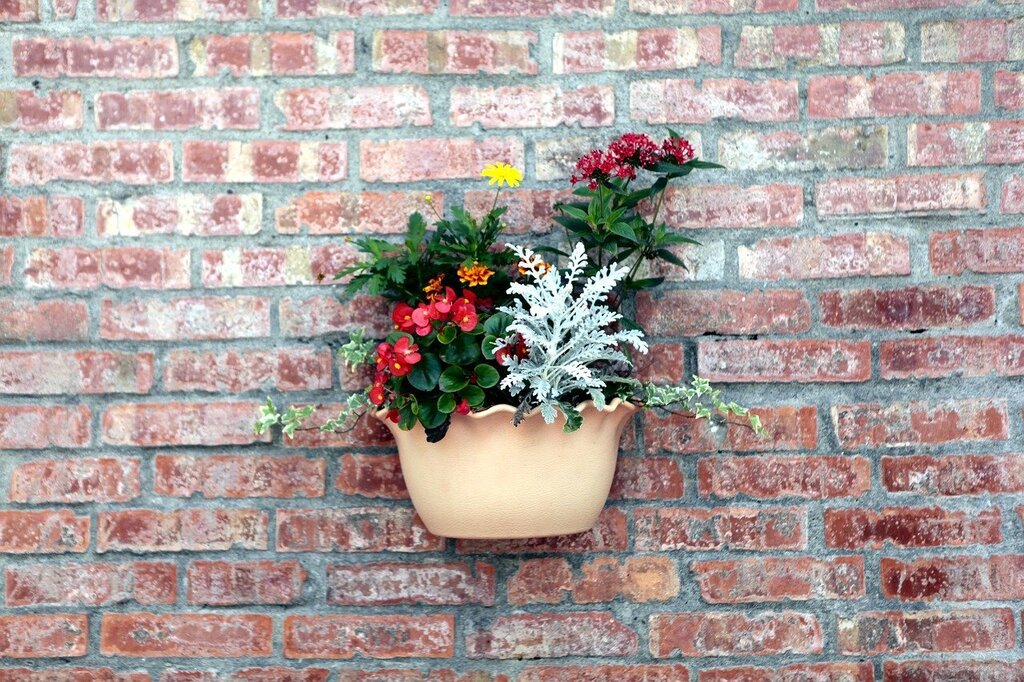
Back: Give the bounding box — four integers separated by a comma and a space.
375, 399, 636, 539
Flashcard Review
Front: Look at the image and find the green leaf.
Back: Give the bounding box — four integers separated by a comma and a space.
437, 325, 457, 344
553, 215, 593, 234
654, 248, 688, 269
685, 159, 725, 169
407, 353, 442, 392
666, 127, 682, 139
533, 245, 570, 259
443, 333, 481, 365
609, 222, 640, 244
481, 334, 498, 360
460, 384, 485, 407
560, 403, 583, 433
398, 406, 417, 430
572, 185, 596, 197
439, 366, 469, 392
437, 393, 456, 414
473, 363, 500, 389
483, 312, 512, 336
557, 204, 591, 222
660, 233, 702, 246
418, 400, 447, 429
624, 276, 666, 290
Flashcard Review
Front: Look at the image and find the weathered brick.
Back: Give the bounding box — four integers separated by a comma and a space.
739, 232, 909, 280
327, 562, 495, 606
660, 184, 803, 228
6, 562, 176, 606
909, 121, 1024, 167
832, 399, 1008, 448
8, 142, 173, 185
163, 348, 332, 393
154, 454, 325, 498
0, 90, 82, 131
697, 339, 871, 382
0, 196, 83, 237
609, 457, 685, 500
698, 456, 871, 500
837, 609, 1014, 654
13, 37, 178, 78
881, 335, 1024, 379
883, 661, 1024, 681
816, 173, 986, 216
554, 28, 721, 73
632, 79, 798, 123
457, 508, 628, 554
0, 0, 38, 19
692, 557, 865, 602
452, 0, 611, 15
464, 189, 566, 235
0, 405, 91, 449
162, 670, 326, 682
276, 86, 430, 130
825, 507, 1001, 548
996, 70, 1024, 110
101, 297, 270, 340
284, 615, 454, 659
279, 295, 391, 338
467, 613, 637, 659
10, 457, 140, 503
97, 0, 259, 20
0, 351, 152, 395
930, 227, 1024, 274
24, 247, 190, 290
98, 508, 268, 552
881, 556, 1024, 601
183, 141, 346, 183
361, 137, 524, 183
0, 300, 88, 342
190, 32, 354, 76
102, 614, 272, 657
921, 19, 1024, 63
451, 85, 614, 128
735, 22, 904, 67
102, 401, 268, 446
650, 612, 821, 657
719, 126, 886, 171
96, 88, 259, 130
519, 666, 690, 682
335, 453, 408, 498
276, 191, 440, 235
0, 615, 88, 658
882, 454, 1024, 495
809, 71, 980, 118
637, 290, 810, 336
0, 510, 90, 553
0, 669, 149, 681
372, 30, 537, 74
644, 406, 817, 454
276, 508, 443, 552
278, 403, 393, 448
97, 194, 261, 237
700, 663, 873, 682
635, 506, 807, 551
278, 0, 437, 17
820, 285, 995, 330
187, 560, 306, 605
630, 0, 797, 14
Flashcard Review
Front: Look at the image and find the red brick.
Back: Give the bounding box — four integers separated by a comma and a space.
634, 343, 688, 384
101, 296, 270, 340
630, 0, 797, 15
700, 663, 873, 682
276, 507, 443, 552
698, 456, 871, 500
164, 348, 332, 393
360, 137, 524, 183
0, 615, 87, 658
996, 70, 1024, 111
838, 609, 1014, 654
0, 90, 82, 131
698, 339, 870, 383
809, 71, 980, 118
464, 188, 566, 235
187, 560, 305, 605
930, 227, 1024, 274
183, 140, 345, 183
279, 295, 391, 338
692, 556, 864, 603
97, 0, 259, 20
102, 613, 272, 657
327, 562, 495, 606
452, 0, 610, 14
276, 403, 393, 449
735, 22, 904, 67
661, 183, 803, 228
0, 0, 38, 19
451, 85, 613, 128
10, 457, 140, 503
467, 613, 637, 659
0, 510, 89, 553
284, 615, 454, 659
635, 506, 807, 551
276, 191, 440, 235
190, 32, 354, 75
820, 285, 995, 330
609, 457, 684, 500
97, 194, 261, 237
372, 30, 537, 74
200, 244, 358, 287
96, 88, 259, 130
276, 86, 429, 130
278, 0, 436, 16
921, 19, 1023, 63
637, 290, 810, 336
8, 142, 173, 185
575, 556, 680, 604
883, 454, 1024, 495
24, 246, 190, 289
154, 454, 325, 498
507, 558, 573, 605
13, 37, 178, 78
98, 508, 268, 552
102, 401, 267, 447
0, 351, 152, 395
824, 507, 1001, 549
719, 126, 888, 171
1004, 176, 1024, 213
0, 404, 91, 449
0, 669, 149, 682
650, 612, 821, 657
457, 508, 628, 554
0, 246, 12, 286
832, 399, 1008, 448
883, 661, 1024, 681
739, 232, 909, 280
555, 28, 720, 73
0, 300, 88, 341
816, 173, 986, 216
162, 670, 327, 682
909, 121, 1024, 167
6, 562, 175, 606
632, 78, 797, 123
644, 406, 817, 454
881, 555, 1024, 601
335, 454, 408, 498
0, 196, 82, 237
880, 335, 1024, 379
520, 666, 690, 682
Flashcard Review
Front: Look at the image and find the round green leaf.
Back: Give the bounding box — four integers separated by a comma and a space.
474, 363, 500, 389
418, 400, 447, 429
459, 384, 485, 407
437, 393, 456, 414
439, 366, 469, 393
407, 353, 442, 392
437, 325, 457, 345
481, 334, 498, 360
443, 333, 481, 365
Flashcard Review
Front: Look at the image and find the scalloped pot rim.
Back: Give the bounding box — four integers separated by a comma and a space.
374, 398, 637, 423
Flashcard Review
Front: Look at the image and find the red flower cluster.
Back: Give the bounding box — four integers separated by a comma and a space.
370, 336, 422, 408
393, 287, 479, 337
571, 133, 696, 189
494, 333, 530, 367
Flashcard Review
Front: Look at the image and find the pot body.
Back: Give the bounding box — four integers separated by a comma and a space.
376, 400, 636, 539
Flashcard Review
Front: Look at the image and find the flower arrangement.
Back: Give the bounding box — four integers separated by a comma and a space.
256, 132, 765, 442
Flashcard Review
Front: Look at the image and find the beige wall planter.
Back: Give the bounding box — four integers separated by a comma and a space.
377, 399, 636, 539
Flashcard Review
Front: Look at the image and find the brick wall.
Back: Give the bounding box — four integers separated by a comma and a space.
1, 0, 1023, 678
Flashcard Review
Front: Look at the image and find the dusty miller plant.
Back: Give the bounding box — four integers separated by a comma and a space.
497, 242, 648, 430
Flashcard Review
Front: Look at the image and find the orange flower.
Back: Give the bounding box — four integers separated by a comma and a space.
423, 274, 444, 299
457, 262, 495, 287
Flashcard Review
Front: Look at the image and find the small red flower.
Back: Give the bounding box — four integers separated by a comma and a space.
495, 333, 529, 367
451, 296, 478, 333
388, 336, 421, 377
368, 383, 386, 406
386, 408, 400, 423
662, 136, 695, 164
375, 342, 393, 372
392, 303, 416, 333
455, 399, 471, 416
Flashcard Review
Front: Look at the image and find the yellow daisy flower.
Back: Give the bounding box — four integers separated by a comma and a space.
457, 262, 495, 287
480, 162, 523, 188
